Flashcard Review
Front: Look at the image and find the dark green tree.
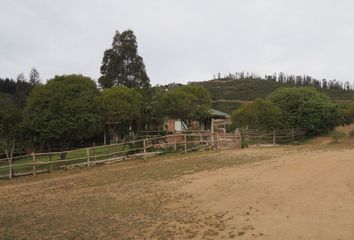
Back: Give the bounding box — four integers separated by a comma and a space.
15, 73, 32, 108
268, 87, 340, 134
99, 30, 150, 89
140, 86, 166, 131
0, 93, 22, 177
231, 99, 282, 130
29, 67, 41, 86
0, 78, 16, 95
16, 73, 26, 82
161, 85, 212, 128
23, 74, 102, 149
339, 102, 354, 125
100, 86, 143, 142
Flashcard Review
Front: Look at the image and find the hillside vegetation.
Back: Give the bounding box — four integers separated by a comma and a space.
192, 78, 354, 113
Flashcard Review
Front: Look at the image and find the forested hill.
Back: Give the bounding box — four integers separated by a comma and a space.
191, 77, 354, 114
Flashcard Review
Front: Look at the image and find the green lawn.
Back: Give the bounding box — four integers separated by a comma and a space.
0, 137, 207, 178
0, 144, 132, 177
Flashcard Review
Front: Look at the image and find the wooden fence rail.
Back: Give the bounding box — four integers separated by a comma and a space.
0, 133, 219, 179
0, 129, 305, 180
240, 128, 305, 145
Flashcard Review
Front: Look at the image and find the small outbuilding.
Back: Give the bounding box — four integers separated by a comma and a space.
166, 108, 231, 133
200, 109, 231, 133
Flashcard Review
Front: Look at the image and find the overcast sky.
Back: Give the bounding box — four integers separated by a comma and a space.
1, 0, 354, 85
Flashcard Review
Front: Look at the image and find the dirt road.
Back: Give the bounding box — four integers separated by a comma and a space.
167, 148, 354, 239
1, 145, 354, 239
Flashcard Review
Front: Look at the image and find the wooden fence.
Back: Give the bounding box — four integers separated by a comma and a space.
0, 129, 305, 180
240, 128, 306, 145
0, 133, 220, 180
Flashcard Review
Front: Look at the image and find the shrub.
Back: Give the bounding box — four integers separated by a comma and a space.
240, 139, 249, 148
23, 74, 102, 149
338, 103, 354, 125
161, 85, 212, 128
330, 130, 346, 143
268, 87, 340, 135
349, 130, 354, 137
232, 99, 282, 130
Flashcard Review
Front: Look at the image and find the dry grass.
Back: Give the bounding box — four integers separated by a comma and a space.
1, 142, 353, 240
0, 149, 274, 240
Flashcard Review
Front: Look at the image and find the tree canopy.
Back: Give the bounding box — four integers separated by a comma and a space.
232, 99, 282, 130
101, 86, 143, 140
161, 85, 212, 127
98, 30, 150, 89
268, 87, 340, 134
101, 86, 143, 125
0, 69, 41, 109
0, 93, 22, 141
140, 86, 166, 131
0, 93, 22, 160
0, 78, 17, 95
29, 67, 41, 86
340, 102, 354, 125
23, 75, 102, 149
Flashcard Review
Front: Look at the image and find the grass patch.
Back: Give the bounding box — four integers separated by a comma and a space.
0, 140, 209, 178
349, 130, 354, 137
330, 130, 346, 143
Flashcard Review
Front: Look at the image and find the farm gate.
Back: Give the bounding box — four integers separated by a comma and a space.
214, 132, 242, 150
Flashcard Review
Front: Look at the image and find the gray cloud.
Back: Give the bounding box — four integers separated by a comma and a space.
1, 0, 354, 85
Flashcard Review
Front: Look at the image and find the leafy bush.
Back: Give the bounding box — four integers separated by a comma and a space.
340, 103, 354, 125
23, 74, 102, 149
241, 139, 249, 148
330, 130, 346, 143
212, 101, 243, 114
349, 130, 354, 137
268, 87, 340, 135
161, 85, 212, 128
232, 99, 282, 130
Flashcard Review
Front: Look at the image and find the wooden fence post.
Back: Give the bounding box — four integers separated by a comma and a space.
86, 148, 90, 167
209, 132, 212, 150
93, 142, 97, 162
216, 133, 219, 150
103, 127, 107, 145
49, 154, 53, 173
8, 159, 12, 179
273, 131, 276, 145
184, 134, 187, 153
291, 128, 295, 141
32, 152, 36, 176
143, 139, 147, 161
239, 131, 242, 149
174, 132, 177, 151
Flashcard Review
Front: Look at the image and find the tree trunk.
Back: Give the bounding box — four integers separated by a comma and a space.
103, 126, 107, 145
2, 141, 15, 179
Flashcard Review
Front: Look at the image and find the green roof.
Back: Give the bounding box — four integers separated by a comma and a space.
209, 109, 230, 118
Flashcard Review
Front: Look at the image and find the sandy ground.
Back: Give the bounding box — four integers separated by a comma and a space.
164, 148, 354, 239
1, 145, 354, 239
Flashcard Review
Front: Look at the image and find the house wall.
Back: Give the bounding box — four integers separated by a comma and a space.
166, 118, 229, 133
166, 119, 175, 132
166, 119, 188, 132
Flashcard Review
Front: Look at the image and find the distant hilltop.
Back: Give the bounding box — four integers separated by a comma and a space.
190, 73, 354, 113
